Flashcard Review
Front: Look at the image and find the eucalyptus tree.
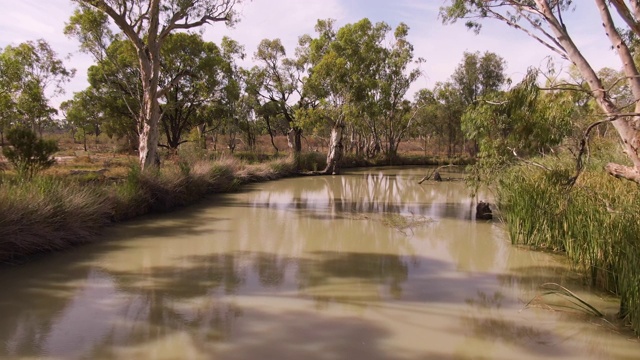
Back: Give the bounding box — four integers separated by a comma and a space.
302, 19, 388, 173
450, 51, 508, 155
433, 81, 465, 157
251, 38, 311, 156
375, 23, 423, 159
244, 71, 285, 153
158, 33, 225, 151
83, 39, 141, 150
411, 89, 440, 155
70, 30, 231, 152
212, 37, 248, 152
441, 0, 640, 183
0, 48, 21, 145
0, 40, 73, 137
452, 51, 507, 107
463, 70, 573, 161
303, 19, 419, 173
68, 0, 240, 170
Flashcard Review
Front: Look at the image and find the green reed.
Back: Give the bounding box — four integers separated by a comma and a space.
498, 157, 640, 334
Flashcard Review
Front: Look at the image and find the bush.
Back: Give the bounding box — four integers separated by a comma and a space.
2, 127, 58, 180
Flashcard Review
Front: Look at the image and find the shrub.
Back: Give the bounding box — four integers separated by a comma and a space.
3, 127, 58, 180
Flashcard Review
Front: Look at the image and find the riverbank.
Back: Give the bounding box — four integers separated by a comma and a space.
0, 152, 469, 264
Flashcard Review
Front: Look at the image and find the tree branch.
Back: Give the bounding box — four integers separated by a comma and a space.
157, 70, 192, 99
484, 7, 568, 60
80, 0, 144, 50
158, 1, 236, 41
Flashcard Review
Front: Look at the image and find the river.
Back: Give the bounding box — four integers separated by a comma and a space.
0, 167, 638, 359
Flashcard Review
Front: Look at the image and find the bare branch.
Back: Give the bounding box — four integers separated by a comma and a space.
80, 0, 144, 50
569, 113, 632, 185
609, 0, 640, 38
596, 0, 640, 103
159, 0, 236, 41
485, 8, 568, 60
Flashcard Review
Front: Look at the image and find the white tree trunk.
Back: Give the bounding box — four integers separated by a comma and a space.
324, 119, 345, 174
138, 90, 160, 169
137, 41, 161, 170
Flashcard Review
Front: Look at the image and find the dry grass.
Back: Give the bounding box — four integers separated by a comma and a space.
0, 153, 304, 263
0, 178, 112, 263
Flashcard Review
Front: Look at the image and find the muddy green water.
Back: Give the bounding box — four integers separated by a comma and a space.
0, 167, 639, 359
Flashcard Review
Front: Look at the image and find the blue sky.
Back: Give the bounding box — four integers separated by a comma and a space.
0, 0, 621, 107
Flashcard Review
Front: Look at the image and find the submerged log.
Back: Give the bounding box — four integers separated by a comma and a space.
476, 201, 493, 220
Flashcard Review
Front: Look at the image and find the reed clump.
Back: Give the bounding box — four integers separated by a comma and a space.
498, 155, 640, 334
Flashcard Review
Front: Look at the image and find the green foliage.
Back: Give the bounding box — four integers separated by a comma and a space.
160, 33, 227, 150
60, 89, 102, 151
0, 39, 73, 135
299, 18, 423, 165
452, 51, 507, 106
68, 0, 241, 170
2, 127, 59, 180
462, 69, 572, 186
248, 36, 311, 154
83, 39, 139, 146
411, 51, 507, 159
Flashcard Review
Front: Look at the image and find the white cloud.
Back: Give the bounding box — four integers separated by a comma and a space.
0, 0, 93, 107
202, 0, 347, 65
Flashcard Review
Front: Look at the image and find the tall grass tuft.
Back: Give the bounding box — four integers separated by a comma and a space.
0, 154, 307, 262
0, 178, 112, 262
498, 156, 640, 334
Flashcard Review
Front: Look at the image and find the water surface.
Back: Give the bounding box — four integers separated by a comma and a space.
0, 167, 638, 359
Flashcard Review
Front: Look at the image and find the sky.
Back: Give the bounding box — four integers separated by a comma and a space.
0, 0, 622, 108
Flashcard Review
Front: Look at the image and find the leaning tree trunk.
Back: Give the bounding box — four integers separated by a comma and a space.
264, 115, 278, 153
537, 0, 640, 182
323, 119, 345, 175
594, 0, 640, 182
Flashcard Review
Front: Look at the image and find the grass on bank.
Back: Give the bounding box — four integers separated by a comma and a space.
0, 153, 300, 264
497, 151, 640, 334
